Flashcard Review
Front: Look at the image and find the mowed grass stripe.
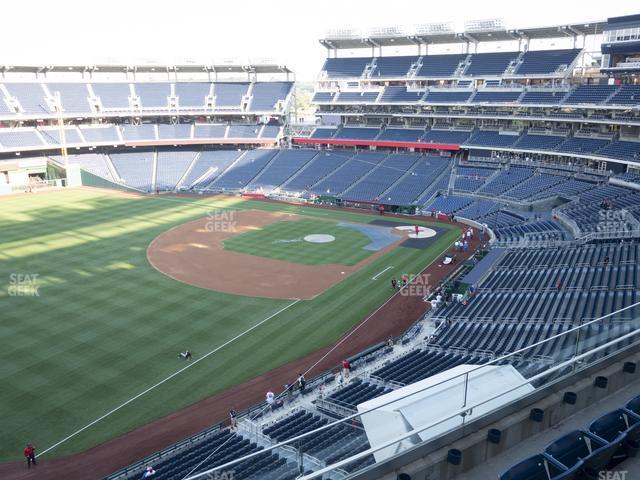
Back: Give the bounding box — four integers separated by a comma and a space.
0, 190, 458, 460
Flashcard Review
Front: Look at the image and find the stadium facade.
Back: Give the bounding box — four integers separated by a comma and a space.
2, 12, 640, 480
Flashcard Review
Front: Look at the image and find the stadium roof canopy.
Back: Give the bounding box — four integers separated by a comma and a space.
320, 20, 607, 49
0, 63, 293, 75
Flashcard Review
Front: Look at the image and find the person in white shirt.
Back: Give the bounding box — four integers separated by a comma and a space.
141, 466, 156, 478
266, 391, 275, 411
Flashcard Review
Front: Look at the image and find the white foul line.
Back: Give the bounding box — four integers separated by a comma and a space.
38, 299, 300, 457
371, 266, 393, 280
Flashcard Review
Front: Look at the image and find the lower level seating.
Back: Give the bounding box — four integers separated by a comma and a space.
148, 429, 296, 480
372, 350, 483, 385
327, 379, 391, 409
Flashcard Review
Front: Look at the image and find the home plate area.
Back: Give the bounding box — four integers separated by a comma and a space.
395, 225, 438, 239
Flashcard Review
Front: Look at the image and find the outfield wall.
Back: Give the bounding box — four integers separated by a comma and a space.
79, 169, 142, 193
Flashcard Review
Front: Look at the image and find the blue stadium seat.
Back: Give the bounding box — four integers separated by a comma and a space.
91, 83, 131, 110
376, 128, 424, 142
416, 54, 467, 77
322, 57, 372, 78
606, 85, 640, 106
424, 90, 472, 103
335, 91, 380, 103
249, 82, 292, 111
544, 430, 621, 477
175, 82, 210, 108
500, 453, 580, 480
589, 409, 640, 460
312, 91, 337, 103
473, 90, 522, 103
46, 83, 92, 113
422, 129, 471, 144
214, 83, 249, 108
515, 49, 580, 75
466, 131, 521, 148
207, 149, 278, 190
370, 56, 418, 77
379, 86, 424, 103
135, 83, 170, 109
520, 90, 568, 104
4, 83, 52, 114
626, 395, 640, 416
563, 85, 617, 105
466, 52, 519, 77
333, 127, 380, 140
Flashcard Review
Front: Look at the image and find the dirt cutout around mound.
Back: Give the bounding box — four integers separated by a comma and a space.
147, 209, 408, 300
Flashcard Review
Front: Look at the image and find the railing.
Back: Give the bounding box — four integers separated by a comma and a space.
182, 302, 640, 480
494, 236, 577, 249
7, 178, 67, 192
577, 228, 640, 243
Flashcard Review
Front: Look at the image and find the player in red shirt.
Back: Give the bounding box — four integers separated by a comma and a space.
24, 444, 36, 468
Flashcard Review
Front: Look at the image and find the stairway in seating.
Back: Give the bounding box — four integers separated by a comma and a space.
447, 161, 458, 194
175, 151, 201, 190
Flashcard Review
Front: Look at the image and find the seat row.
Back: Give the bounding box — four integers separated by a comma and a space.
501, 394, 640, 480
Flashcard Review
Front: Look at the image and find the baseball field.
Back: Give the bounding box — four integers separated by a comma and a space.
0, 188, 460, 463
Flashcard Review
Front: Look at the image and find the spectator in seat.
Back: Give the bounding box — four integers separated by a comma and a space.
297, 373, 306, 393
229, 409, 237, 430
342, 359, 351, 380
141, 466, 156, 478
266, 390, 275, 411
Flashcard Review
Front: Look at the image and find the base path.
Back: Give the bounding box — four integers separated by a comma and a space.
147, 209, 407, 300
0, 200, 482, 480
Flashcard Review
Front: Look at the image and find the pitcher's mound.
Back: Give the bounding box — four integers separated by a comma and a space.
304, 234, 335, 244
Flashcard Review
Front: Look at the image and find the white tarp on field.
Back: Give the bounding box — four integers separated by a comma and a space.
358, 363, 534, 462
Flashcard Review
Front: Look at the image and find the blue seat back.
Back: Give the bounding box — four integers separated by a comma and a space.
581, 431, 624, 473
499, 453, 567, 480
544, 431, 593, 468
589, 409, 632, 442
626, 395, 640, 416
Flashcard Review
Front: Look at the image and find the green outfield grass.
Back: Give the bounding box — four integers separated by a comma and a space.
223, 218, 376, 265
0, 189, 459, 462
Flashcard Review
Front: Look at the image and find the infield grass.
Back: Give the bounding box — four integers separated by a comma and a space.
0, 189, 459, 461
223, 218, 376, 265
